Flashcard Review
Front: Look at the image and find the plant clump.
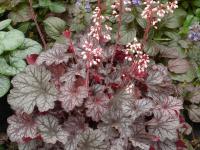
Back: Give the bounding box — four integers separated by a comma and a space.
6, 0, 189, 150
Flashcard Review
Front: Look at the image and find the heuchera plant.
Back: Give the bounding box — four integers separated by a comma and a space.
6, 0, 189, 150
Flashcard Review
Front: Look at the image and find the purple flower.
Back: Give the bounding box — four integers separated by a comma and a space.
85, 0, 91, 12
132, 0, 141, 5
188, 31, 200, 41
188, 24, 200, 41
75, 0, 81, 7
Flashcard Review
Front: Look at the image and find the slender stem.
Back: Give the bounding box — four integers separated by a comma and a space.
111, 0, 123, 65
142, 16, 152, 48
86, 63, 90, 96
28, 0, 47, 50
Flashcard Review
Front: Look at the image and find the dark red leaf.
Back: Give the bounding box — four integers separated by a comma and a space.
179, 115, 185, 123
109, 83, 121, 90
114, 49, 126, 63
22, 137, 32, 143
149, 145, 155, 150
176, 139, 187, 149
68, 45, 74, 53
93, 73, 103, 83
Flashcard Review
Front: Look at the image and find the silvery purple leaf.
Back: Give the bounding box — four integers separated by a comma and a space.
78, 128, 109, 150
146, 64, 175, 99
122, 98, 153, 121
7, 113, 37, 142
64, 135, 80, 150
36, 43, 71, 65
154, 140, 176, 150
85, 94, 109, 121
101, 109, 132, 137
154, 96, 183, 117
147, 115, 179, 141
7, 65, 58, 114
110, 138, 126, 150
59, 84, 88, 112
36, 115, 69, 144
130, 138, 150, 150
18, 140, 37, 150
60, 64, 86, 85
63, 116, 87, 135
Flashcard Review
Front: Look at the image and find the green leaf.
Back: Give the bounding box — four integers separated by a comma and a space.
39, 0, 51, 7
179, 15, 194, 35
70, 23, 85, 32
0, 29, 25, 51
49, 2, 66, 13
0, 75, 10, 98
0, 19, 12, 30
9, 56, 27, 73
10, 38, 42, 59
43, 17, 67, 40
178, 40, 189, 49
144, 41, 160, 56
119, 26, 136, 45
0, 57, 26, 76
170, 68, 195, 83
136, 17, 146, 28
165, 9, 187, 29
195, 8, 200, 18
122, 13, 134, 23
17, 22, 31, 33
164, 31, 181, 41
192, 0, 200, 7
8, 4, 32, 24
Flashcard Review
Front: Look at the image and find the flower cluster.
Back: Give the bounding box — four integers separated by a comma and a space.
88, 7, 112, 41
124, 39, 150, 77
141, 0, 178, 27
80, 7, 112, 66
81, 38, 103, 66
188, 23, 200, 41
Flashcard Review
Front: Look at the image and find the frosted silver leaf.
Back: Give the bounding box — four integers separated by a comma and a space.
85, 94, 109, 121
18, 140, 37, 150
60, 64, 86, 85
63, 116, 87, 134
78, 128, 108, 150
148, 115, 179, 141
130, 138, 150, 150
64, 135, 80, 150
7, 65, 58, 114
110, 87, 133, 111
101, 109, 132, 137
36, 43, 71, 65
188, 104, 200, 122
63, 116, 86, 150
36, 115, 69, 144
122, 98, 153, 120
154, 96, 183, 117
110, 138, 125, 150
59, 84, 88, 112
146, 64, 175, 99
7, 114, 37, 142
154, 140, 176, 150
